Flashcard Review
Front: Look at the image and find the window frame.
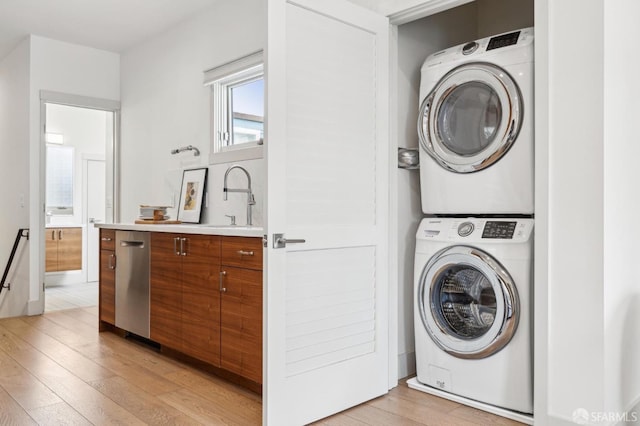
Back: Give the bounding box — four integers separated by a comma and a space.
205, 51, 264, 164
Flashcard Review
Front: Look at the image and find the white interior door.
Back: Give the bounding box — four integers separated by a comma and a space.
86, 159, 105, 282
265, 0, 390, 424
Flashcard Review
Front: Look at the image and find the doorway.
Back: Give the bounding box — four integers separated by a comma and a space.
41, 93, 119, 312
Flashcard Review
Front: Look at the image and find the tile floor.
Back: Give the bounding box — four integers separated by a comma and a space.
44, 280, 98, 312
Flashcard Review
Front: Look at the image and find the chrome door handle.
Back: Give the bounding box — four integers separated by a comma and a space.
273, 233, 306, 249
180, 238, 187, 256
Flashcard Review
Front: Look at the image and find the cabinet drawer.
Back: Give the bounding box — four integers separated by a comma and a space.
100, 229, 115, 250
221, 237, 263, 270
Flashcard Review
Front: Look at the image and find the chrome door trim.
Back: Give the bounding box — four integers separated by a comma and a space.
417, 61, 523, 173
418, 245, 520, 359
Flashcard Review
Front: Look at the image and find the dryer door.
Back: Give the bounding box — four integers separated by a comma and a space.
417, 62, 523, 173
417, 245, 519, 359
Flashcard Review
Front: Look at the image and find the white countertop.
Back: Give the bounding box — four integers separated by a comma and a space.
46, 224, 85, 228
95, 222, 264, 238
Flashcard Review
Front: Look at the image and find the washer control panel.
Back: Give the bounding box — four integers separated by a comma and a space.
487, 30, 521, 51
418, 218, 533, 243
482, 221, 517, 239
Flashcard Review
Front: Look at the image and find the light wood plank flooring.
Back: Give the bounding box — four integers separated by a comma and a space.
44, 281, 98, 312
0, 307, 523, 425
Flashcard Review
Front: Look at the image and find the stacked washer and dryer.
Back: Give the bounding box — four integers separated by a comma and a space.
408, 28, 535, 423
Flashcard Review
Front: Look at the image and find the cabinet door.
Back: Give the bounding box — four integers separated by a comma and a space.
181, 235, 221, 366
221, 266, 262, 384
99, 249, 116, 325
57, 227, 82, 271
45, 229, 58, 272
150, 233, 183, 348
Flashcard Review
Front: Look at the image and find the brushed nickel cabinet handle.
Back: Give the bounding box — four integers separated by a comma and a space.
108, 254, 116, 270
101, 237, 113, 242
219, 270, 227, 292
181, 238, 187, 256
238, 250, 254, 256
173, 237, 180, 256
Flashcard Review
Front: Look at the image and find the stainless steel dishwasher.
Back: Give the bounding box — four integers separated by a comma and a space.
115, 231, 150, 338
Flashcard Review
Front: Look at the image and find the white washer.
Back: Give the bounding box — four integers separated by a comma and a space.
417, 28, 534, 215
414, 217, 533, 414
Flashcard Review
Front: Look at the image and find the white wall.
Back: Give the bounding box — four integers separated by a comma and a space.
540, 1, 640, 424
0, 39, 30, 317
603, 0, 640, 422
544, 0, 607, 423
395, 1, 477, 378
119, 0, 265, 226
28, 35, 120, 314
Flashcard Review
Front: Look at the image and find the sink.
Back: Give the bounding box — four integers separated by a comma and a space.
194, 224, 262, 231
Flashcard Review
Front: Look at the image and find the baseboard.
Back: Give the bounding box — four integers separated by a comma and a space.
28, 298, 44, 315
398, 351, 416, 379
44, 270, 84, 286
407, 377, 534, 425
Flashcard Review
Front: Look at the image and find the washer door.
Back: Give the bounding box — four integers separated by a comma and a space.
418, 245, 519, 359
417, 62, 523, 173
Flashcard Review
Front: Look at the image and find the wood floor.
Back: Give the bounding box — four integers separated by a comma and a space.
0, 307, 523, 425
44, 281, 98, 312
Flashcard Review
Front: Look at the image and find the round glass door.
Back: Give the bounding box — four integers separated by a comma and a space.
434, 264, 497, 339
418, 246, 519, 359
417, 62, 523, 173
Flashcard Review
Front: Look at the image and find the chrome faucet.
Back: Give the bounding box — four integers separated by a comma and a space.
223, 165, 255, 226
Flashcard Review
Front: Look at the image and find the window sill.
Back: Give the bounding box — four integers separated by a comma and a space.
209, 145, 264, 165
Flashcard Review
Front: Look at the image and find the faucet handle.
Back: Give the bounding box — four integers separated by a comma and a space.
225, 214, 236, 226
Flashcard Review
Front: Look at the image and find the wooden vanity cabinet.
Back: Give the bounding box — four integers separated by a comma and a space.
46, 227, 82, 272
220, 236, 263, 384
99, 229, 116, 326
150, 233, 221, 366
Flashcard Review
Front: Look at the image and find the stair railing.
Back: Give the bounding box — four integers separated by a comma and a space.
1, 228, 30, 295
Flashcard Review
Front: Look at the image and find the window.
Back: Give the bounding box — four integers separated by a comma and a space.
46, 145, 74, 215
205, 51, 264, 164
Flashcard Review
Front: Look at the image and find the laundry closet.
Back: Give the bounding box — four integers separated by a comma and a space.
385, 4, 538, 425
394, 0, 534, 379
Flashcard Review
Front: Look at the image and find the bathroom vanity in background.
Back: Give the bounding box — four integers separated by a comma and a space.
45, 225, 82, 272
97, 223, 264, 391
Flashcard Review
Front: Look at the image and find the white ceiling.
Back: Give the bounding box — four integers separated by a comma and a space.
0, 0, 220, 59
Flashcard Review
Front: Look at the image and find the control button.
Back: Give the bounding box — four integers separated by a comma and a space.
457, 222, 474, 237
462, 41, 479, 55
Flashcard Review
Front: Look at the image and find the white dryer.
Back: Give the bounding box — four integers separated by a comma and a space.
418, 28, 534, 215
414, 217, 533, 414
